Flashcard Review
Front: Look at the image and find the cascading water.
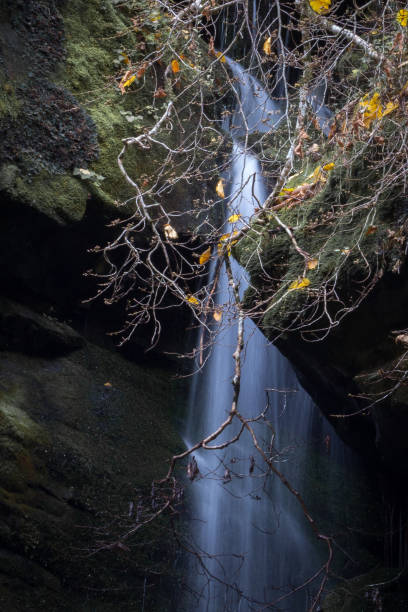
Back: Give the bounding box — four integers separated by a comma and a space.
183, 59, 344, 611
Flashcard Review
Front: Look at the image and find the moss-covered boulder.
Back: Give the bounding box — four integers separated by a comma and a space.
0, 306, 185, 610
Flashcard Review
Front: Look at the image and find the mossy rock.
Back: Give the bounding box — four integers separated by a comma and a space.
0, 308, 186, 609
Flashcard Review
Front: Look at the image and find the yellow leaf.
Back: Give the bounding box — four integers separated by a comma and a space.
171, 59, 180, 73
228, 214, 241, 223
307, 165, 323, 183
323, 162, 335, 171
359, 92, 382, 128
186, 294, 199, 306
218, 232, 238, 255
263, 37, 272, 55
227, 241, 238, 256
382, 100, 399, 117
278, 187, 294, 197
397, 9, 408, 27
123, 75, 136, 88
215, 51, 226, 63
199, 247, 211, 265
216, 178, 225, 198
289, 278, 311, 290
213, 308, 222, 322
307, 259, 318, 270
309, 0, 331, 14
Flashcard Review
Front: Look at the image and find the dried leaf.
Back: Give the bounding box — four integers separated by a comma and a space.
307, 259, 318, 270
171, 59, 180, 73
213, 308, 222, 322
228, 214, 241, 223
263, 37, 272, 55
397, 9, 408, 27
216, 178, 225, 198
215, 51, 226, 63
308, 165, 324, 183
199, 247, 211, 265
136, 65, 146, 78
359, 92, 382, 128
186, 294, 199, 306
309, 0, 331, 14
289, 278, 311, 290
163, 223, 178, 240
119, 70, 135, 94
382, 100, 399, 117
278, 187, 294, 197
154, 87, 167, 98
366, 225, 377, 236
120, 51, 130, 65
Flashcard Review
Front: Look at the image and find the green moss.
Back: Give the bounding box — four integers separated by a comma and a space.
0, 166, 89, 224
58, 0, 155, 203
0, 77, 21, 120
236, 116, 407, 337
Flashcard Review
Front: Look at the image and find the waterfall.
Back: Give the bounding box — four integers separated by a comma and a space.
182, 58, 341, 611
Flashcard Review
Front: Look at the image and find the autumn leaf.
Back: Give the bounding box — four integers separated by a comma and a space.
186, 294, 199, 306
323, 162, 335, 171
215, 51, 226, 63
123, 75, 136, 88
216, 178, 225, 198
199, 247, 211, 265
359, 92, 382, 128
382, 100, 399, 117
263, 37, 272, 55
307, 259, 318, 270
217, 231, 239, 255
136, 65, 146, 78
309, 0, 331, 14
171, 59, 180, 73
163, 223, 178, 240
228, 214, 241, 223
119, 71, 136, 94
154, 87, 167, 98
397, 9, 408, 27
278, 187, 294, 197
213, 308, 222, 322
366, 225, 377, 236
219, 230, 239, 242
359, 93, 398, 128
308, 165, 324, 183
120, 51, 130, 65
289, 278, 311, 290
227, 241, 238, 256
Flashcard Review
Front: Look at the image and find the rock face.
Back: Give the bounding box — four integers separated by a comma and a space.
0, 1, 188, 609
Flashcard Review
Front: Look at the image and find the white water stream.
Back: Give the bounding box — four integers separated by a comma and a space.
183, 58, 340, 611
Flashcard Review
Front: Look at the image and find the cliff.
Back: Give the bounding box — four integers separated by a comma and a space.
0, 1, 188, 609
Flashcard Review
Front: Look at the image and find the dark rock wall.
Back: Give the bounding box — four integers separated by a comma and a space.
0, 1, 189, 609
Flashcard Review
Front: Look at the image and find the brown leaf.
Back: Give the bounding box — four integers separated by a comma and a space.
154, 87, 167, 98
366, 225, 377, 236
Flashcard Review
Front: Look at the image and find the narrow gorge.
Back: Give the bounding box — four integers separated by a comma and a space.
0, 1, 408, 611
